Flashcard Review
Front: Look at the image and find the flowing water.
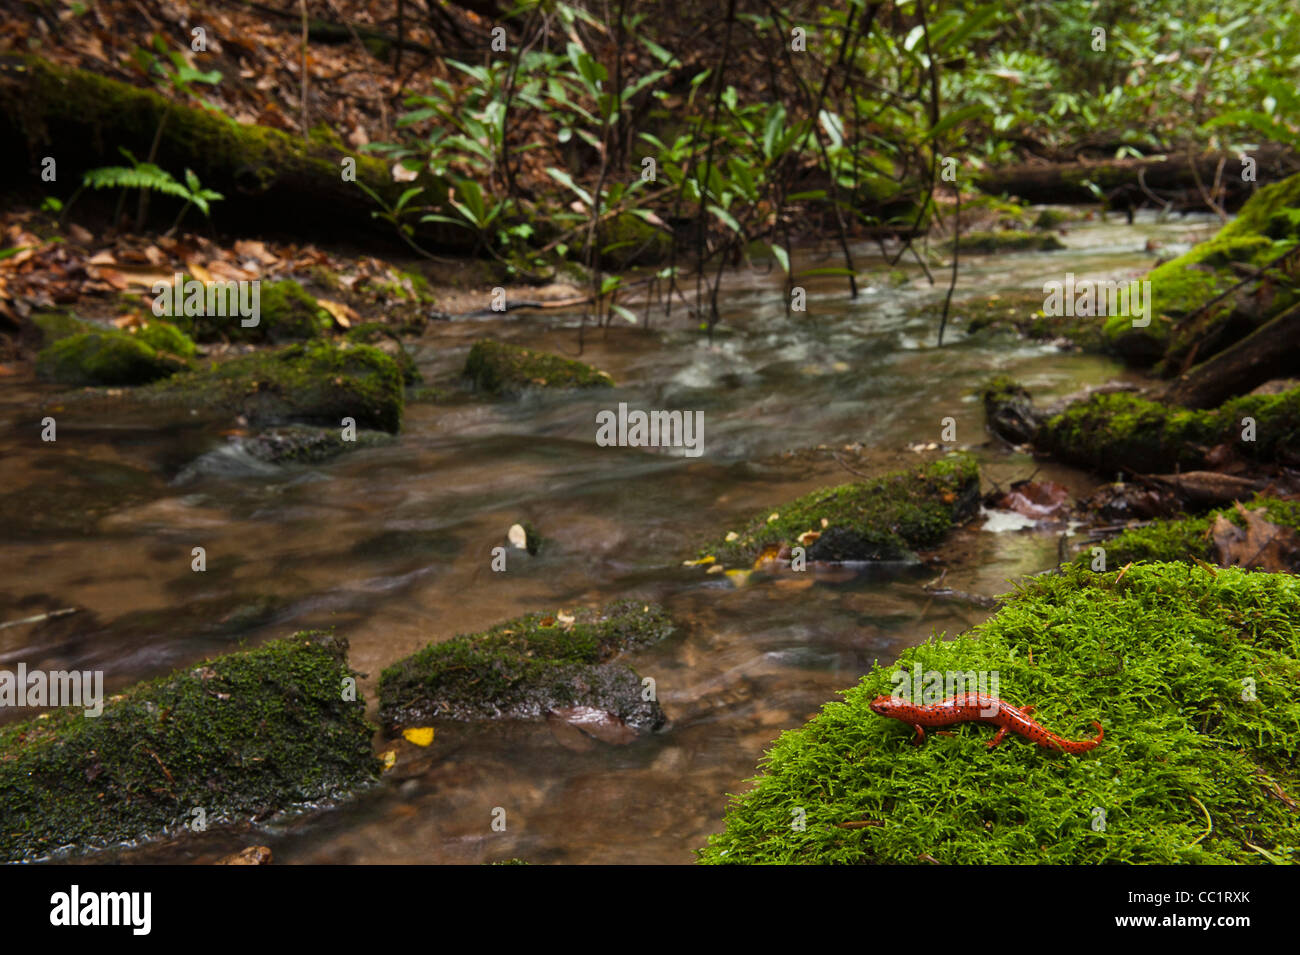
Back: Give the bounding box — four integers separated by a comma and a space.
0, 210, 1218, 864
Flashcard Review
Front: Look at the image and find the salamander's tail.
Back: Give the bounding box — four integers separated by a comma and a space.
1073, 721, 1104, 754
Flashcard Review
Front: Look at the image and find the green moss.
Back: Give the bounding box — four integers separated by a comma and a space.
0, 631, 379, 862
175, 279, 331, 344
132, 319, 196, 358
703, 453, 980, 566
1038, 387, 1300, 473
149, 339, 405, 432
343, 322, 421, 384
464, 339, 614, 394
1084, 496, 1300, 566
943, 230, 1065, 254
29, 310, 93, 345
598, 212, 674, 267
700, 562, 1300, 864
1104, 171, 1300, 366
378, 600, 674, 733
35, 330, 188, 386
962, 291, 1101, 348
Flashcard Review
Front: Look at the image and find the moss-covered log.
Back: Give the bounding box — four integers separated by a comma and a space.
1103, 172, 1300, 370
0, 57, 464, 249
699, 452, 980, 567
1036, 387, 1300, 473
0, 631, 379, 862
378, 600, 673, 734
464, 339, 614, 394
700, 562, 1300, 864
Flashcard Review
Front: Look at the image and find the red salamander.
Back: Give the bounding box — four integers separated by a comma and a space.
869, 693, 1103, 755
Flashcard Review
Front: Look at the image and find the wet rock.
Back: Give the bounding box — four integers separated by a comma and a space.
343, 322, 421, 384
0, 631, 379, 862
215, 846, 272, 865
980, 376, 1044, 445
1084, 481, 1178, 522
146, 339, 405, 433
378, 600, 673, 735
464, 339, 614, 394
36, 330, 189, 386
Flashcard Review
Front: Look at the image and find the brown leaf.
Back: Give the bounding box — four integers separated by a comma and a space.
1210, 504, 1300, 572
995, 480, 1071, 519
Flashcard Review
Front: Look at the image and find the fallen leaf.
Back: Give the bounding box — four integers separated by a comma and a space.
379, 749, 397, 771
401, 726, 435, 747
1211, 504, 1300, 572
315, 297, 355, 328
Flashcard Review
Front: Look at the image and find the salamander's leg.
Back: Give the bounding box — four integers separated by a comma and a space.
935, 730, 955, 738
1020, 704, 1035, 716
910, 724, 926, 745
987, 727, 1008, 748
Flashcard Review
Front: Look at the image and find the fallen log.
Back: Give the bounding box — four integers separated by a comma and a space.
973, 147, 1297, 208
0, 56, 466, 251
1145, 470, 1270, 506
1160, 302, 1300, 408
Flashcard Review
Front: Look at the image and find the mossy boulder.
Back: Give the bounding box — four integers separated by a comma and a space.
149, 339, 405, 432
701, 452, 980, 567
464, 339, 614, 394
29, 310, 93, 345
1037, 387, 1300, 473
173, 279, 332, 344
0, 631, 379, 862
700, 562, 1300, 864
35, 329, 188, 386
378, 600, 674, 734
132, 319, 197, 358
343, 322, 421, 384
943, 230, 1065, 254
1082, 496, 1300, 567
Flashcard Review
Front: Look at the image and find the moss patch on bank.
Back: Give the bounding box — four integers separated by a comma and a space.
699, 562, 1300, 864
0, 631, 379, 862
702, 452, 980, 567
148, 339, 405, 432
1037, 386, 1300, 472
464, 339, 614, 394
378, 600, 673, 733
1082, 496, 1300, 567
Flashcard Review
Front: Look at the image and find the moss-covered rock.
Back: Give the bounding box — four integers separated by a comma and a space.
464, 339, 614, 394
598, 212, 674, 268
29, 310, 93, 345
943, 230, 1065, 254
962, 290, 1103, 349
241, 424, 396, 465
35, 329, 188, 386
1037, 387, 1300, 473
0, 631, 379, 862
132, 319, 197, 358
173, 279, 331, 344
701, 452, 980, 567
148, 339, 405, 433
343, 322, 421, 384
1081, 496, 1300, 567
700, 562, 1300, 864
378, 600, 674, 734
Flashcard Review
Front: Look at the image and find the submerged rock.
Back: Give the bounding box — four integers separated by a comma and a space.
464, 339, 614, 394
0, 631, 379, 862
377, 600, 673, 735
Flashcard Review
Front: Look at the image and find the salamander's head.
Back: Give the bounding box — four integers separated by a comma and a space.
869, 695, 906, 716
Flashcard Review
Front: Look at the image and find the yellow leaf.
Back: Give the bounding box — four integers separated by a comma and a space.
380, 749, 397, 770
767, 512, 780, 523
316, 297, 356, 328
186, 261, 214, 284
683, 555, 715, 567
725, 569, 753, 588
724, 531, 739, 542
402, 727, 435, 747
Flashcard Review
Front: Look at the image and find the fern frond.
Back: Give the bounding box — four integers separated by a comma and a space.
81, 164, 190, 200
